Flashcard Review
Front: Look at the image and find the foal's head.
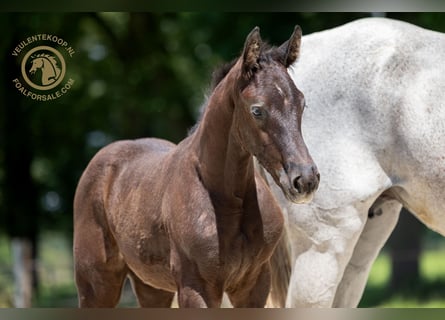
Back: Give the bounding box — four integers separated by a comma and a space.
230, 26, 319, 203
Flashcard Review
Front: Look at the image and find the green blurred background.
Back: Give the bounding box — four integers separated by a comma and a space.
1, 12, 445, 307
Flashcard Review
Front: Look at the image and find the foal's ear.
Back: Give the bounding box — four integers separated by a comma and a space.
277, 25, 302, 67
242, 26, 262, 78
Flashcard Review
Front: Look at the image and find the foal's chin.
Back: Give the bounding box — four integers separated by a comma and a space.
283, 188, 315, 204
262, 166, 316, 204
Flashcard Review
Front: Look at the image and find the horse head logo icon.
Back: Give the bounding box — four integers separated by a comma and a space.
29, 53, 61, 86
21, 45, 66, 91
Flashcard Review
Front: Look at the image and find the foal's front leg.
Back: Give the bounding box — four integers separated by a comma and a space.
177, 282, 223, 308
171, 249, 223, 308
227, 263, 271, 308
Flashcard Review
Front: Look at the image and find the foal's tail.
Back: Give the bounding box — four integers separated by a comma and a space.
268, 225, 292, 307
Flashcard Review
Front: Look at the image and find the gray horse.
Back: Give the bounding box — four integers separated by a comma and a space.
268, 17, 445, 307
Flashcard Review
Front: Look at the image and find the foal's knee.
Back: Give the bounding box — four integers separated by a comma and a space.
227, 265, 271, 308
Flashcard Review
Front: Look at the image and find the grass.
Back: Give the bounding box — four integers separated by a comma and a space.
0, 232, 139, 307
0, 236, 14, 307
1, 232, 445, 307
360, 250, 445, 307
0, 232, 78, 307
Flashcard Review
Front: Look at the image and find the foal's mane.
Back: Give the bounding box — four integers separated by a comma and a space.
210, 42, 276, 90
187, 60, 236, 136
210, 59, 237, 90
188, 43, 277, 136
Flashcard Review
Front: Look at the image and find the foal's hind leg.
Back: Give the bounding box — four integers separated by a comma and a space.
128, 272, 174, 307
75, 245, 128, 307
75, 262, 128, 307
74, 211, 128, 307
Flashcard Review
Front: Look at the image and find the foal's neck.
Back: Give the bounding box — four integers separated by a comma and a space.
191, 75, 255, 206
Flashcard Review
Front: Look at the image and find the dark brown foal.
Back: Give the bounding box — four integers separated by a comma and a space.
73, 26, 319, 308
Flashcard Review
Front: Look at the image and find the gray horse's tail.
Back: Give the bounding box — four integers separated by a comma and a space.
268, 225, 292, 307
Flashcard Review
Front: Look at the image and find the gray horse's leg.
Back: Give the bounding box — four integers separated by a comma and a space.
332, 198, 401, 307
285, 205, 367, 307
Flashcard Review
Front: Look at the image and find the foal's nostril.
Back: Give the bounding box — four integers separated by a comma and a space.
288, 163, 319, 194
293, 176, 302, 193
307, 180, 314, 192
314, 167, 320, 180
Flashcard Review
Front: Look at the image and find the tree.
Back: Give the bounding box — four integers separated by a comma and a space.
387, 208, 423, 291
1, 13, 41, 307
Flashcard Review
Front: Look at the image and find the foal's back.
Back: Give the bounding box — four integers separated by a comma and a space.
74, 138, 176, 215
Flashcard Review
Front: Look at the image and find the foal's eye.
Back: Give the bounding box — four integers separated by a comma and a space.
250, 106, 265, 119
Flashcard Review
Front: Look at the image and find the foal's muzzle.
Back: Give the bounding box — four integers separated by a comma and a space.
279, 162, 320, 204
